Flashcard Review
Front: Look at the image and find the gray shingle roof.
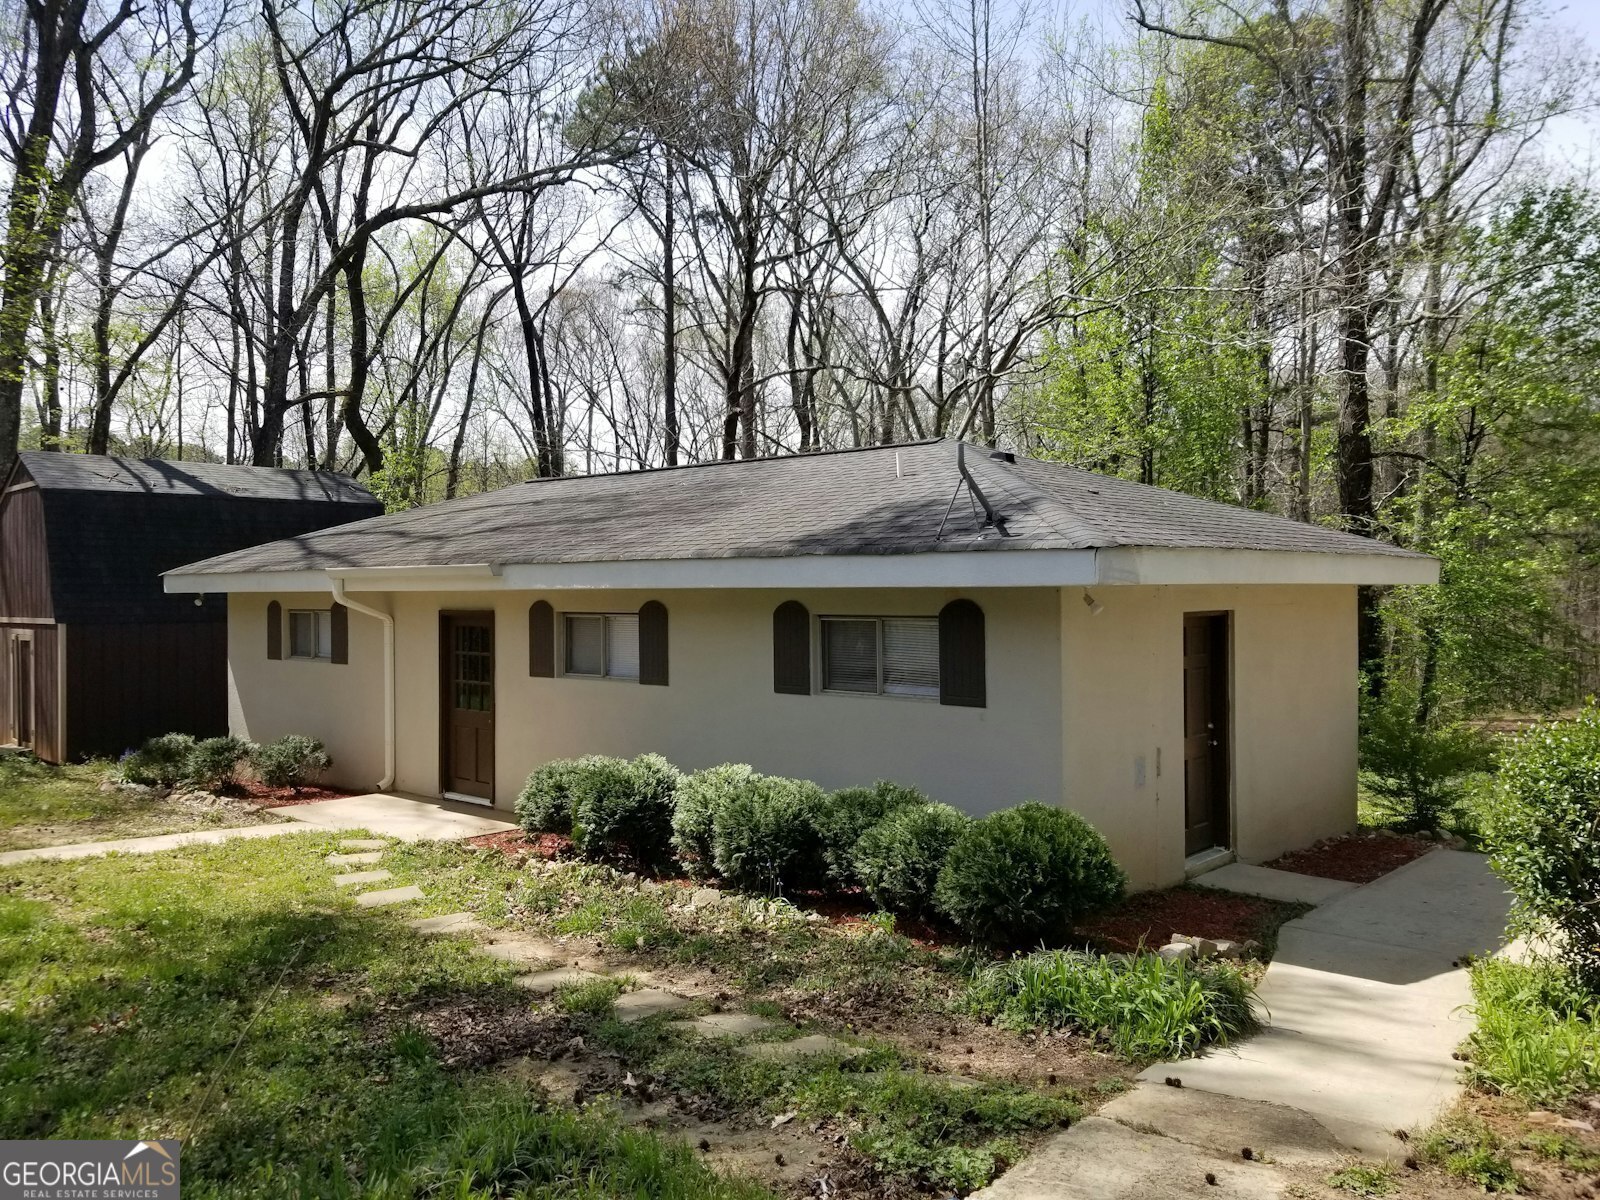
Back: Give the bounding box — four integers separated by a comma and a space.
168, 440, 1426, 576
20, 451, 375, 505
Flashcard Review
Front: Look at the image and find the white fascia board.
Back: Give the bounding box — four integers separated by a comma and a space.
164, 569, 329, 594
498, 551, 1100, 589
1094, 546, 1440, 586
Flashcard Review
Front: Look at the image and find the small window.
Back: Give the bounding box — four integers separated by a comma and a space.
564, 613, 640, 679
821, 616, 938, 698
288, 609, 333, 660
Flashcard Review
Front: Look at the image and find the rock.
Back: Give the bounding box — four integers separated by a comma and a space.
1192, 938, 1221, 958
1444, 835, 1468, 851
98, 779, 116, 793
1376, 828, 1399, 838
771, 1111, 797, 1128
639, 879, 662, 893
1157, 943, 1195, 963
1212, 940, 1244, 960
1560, 1117, 1596, 1133
1527, 1110, 1562, 1127
688, 887, 723, 910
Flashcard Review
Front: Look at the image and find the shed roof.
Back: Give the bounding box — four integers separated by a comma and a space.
167, 440, 1427, 583
19, 452, 375, 505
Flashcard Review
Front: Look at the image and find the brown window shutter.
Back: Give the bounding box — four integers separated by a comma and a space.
529, 600, 555, 676
330, 602, 348, 664
773, 600, 811, 695
938, 598, 985, 707
639, 600, 668, 686
266, 600, 282, 660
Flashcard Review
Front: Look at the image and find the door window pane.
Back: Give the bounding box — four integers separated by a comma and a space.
606, 615, 640, 680
883, 618, 939, 697
566, 614, 604, 675
822, 619, 878, 693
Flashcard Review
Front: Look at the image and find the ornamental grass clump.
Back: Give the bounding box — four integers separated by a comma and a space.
964, 949, 1257, 1060
935, 803, 1125, 946
852, 802, 969, 918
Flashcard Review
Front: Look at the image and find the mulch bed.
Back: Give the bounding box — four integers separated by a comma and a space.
227, 781, 356, 808
465, 828, 575, 861
1075, 886, 1290, 955
1264, 831, 1433, 884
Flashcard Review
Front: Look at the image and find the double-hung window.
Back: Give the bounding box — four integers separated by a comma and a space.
821, 616, 939, 698
564, 613, 640, 680
288, 609, 333, 660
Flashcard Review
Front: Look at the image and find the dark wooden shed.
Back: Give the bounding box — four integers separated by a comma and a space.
0, 453, 382, 762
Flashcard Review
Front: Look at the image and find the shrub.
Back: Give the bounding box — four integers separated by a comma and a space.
183, 736, 255, 790
710, 773, 826, 894
119, 733, 198, 788
814, 781, 926, 887
671, 763, 757, 877
963, 948, 1256, 1059
1465, 957, 1600, 1104
1486, 704, 1600, 989
852, 803, 969, 918
515, 756, 612, 835
569, 753, 681, 870
252, 734, 332, 789
935, 803, 1126, 946
1360, 693, 1493, 833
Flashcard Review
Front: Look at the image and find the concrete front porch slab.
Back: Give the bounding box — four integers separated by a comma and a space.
270, 792, 517, 841
1189, 862, 1358, 906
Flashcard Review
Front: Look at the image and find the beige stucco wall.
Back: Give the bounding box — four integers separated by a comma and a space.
226, 581, 1358, 890
1060, 584, 1359, 887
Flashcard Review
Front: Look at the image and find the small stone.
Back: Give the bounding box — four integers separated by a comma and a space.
688, 887, 722, 910
1527, 1110, 1562, 1127
771, 1111, 797, 1128
1212, 940, 1243, 959
1559, 1117, 1596, 1133
1205, 1172, 1217, 1186
1192, 938, 1220, 958
1157, 942, 1195, 963
639, 879, 661, 893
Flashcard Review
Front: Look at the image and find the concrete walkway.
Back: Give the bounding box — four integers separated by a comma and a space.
976, 850, 1511, 1199
269, 792, 517, 840
0, 821, 304, 866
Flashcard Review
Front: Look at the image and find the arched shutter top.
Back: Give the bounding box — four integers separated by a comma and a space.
266, 600, 282, 660
529, 600, 554, 677
773, 600, 811, 695
330, 602, 349, 664
639, 600, 668, 686
938, 598, 985, 708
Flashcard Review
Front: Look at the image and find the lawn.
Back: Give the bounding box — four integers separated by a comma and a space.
0, 753, 284, 851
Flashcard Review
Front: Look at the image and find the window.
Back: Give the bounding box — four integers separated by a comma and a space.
288, 609, 333, 660
821, 616, 939, 698
564, 613, 640, 679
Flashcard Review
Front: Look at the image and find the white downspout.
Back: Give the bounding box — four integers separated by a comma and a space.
328, 575, 395, 791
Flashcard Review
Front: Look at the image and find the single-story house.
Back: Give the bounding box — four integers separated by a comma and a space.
164, 439, 1436, 888
0, 452, 381, 761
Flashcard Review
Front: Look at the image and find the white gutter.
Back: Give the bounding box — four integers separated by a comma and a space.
328, 576, 395, 791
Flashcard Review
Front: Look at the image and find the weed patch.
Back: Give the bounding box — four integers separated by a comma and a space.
1464, 958, 1600, 1105
1419, 1115, 1523, 1193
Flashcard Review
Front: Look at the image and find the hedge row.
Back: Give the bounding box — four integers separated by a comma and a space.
119, 733, 332, 790
516, 755, 1126, 946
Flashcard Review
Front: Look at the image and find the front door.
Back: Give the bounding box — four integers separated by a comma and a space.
441, 614, 494, 803
1182, 613, 1231, 856
8, 631, 32, 750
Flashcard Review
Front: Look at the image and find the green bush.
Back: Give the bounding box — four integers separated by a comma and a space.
814, 781, 926, 887
119, 733, 198, 788
251, 734, 332, 789
710, 773, 826, 894
963, 948, 1257, 1059
1360, 693, 1493, 833
1486, 704, 1600, 989
935, 804, 1126, 946
1465, 957, 1600, 1104
515, 755, 612, 835
852, 802, 969, 918
569, 753, 681, 870
183, 736, 255, 790
671, 763, 757, 877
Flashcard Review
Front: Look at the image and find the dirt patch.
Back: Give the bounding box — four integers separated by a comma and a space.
465, 828, 574, 861
1266, 832, 1434, 884
1076, 886, 1301, 956
373, 993, 578, 1070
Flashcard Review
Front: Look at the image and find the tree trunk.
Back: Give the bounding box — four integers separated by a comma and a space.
662, 151, 679, 466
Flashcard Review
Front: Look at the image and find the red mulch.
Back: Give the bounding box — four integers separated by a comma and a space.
464, 829, 575, 861
1265, 831, 1434, 884
798, 890, 963, 950
1075, 887, 1289, 955
230, 781, 356, 807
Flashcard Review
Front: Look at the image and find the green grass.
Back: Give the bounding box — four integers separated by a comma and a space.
0, 831, 772, 1199
0, 753, 280, 851
960, 949, 1259, 1060
1464, 958, 1600, 1105
1325, 1161, 1399, 1196
1418, 1116, 1523, 1193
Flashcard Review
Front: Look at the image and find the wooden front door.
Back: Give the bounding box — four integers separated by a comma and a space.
1182, 613, 1231, 856
441, 614, 494, 803
8, 631, 32, 750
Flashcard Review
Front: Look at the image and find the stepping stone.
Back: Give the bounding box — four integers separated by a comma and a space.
408, 911, 483, 935
355, 885, 424, 908
858, 1069, 982, 1090
327, 851, 383, 866
613, 989, 693, 1023
478, 935, 568, 966
514, 967, 606, 995
339, 838, 389, 851
333, 869, 393, 888
738, 1034, 865, 1062
670, 1011, 785, 1039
